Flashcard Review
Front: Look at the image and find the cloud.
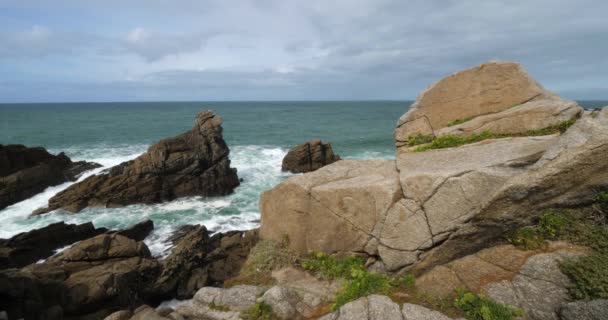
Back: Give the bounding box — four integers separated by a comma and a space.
0, 0, 607, 101
123, 27, 210, 62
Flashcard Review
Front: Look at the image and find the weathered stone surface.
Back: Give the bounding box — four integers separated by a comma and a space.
129, 305, 170, 320
193, 285, 264, 311
416, 242, 588, 320
559, 299, 608, 320
0, 144, 100, 210
36, 111, 239, 214
104, 310, 133, 320
282, 139, 341, 173
320, 295, 425, 320
261, 160, 402, 259
402, 303, 452, 320
436, 98, 582, 138
156, 225, 259, 299
394, 61, 554, 146
0, 221, 107, 269
262, 286, 301, 319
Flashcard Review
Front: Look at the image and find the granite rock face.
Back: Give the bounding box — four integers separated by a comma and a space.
260, 61, 608, 274
282, 139, 341, 173
35, 111, 239, 214
0, 144, 100, 210
394, 61, 546, 145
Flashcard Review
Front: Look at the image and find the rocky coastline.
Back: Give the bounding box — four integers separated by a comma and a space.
1, 61, 607, 320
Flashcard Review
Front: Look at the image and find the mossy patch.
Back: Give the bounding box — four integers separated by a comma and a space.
508, 205, 608, 301
414, 120, 576, 152
208, 302, 230, 312
447, 116, 474, 127
454, 289, 524, 320
408, 134, 435, 146
225, 238, 297, 287
240, 302, 276, 320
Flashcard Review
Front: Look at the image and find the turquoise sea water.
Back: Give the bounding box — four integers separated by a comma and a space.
0, 100, 606, 255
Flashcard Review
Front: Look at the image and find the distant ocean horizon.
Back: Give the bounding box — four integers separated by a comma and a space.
0, 100, 606, 256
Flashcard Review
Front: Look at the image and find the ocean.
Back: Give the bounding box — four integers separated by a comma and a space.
0, 100, 606, 256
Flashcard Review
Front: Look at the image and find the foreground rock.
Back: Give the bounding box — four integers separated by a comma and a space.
416, 242, 587, 320
35, 111, 239, 214
394, 61, 581, 147
320, 295, 452, 320
260, 61, 608, 274
0, 221, 107, 269
0, 144, 100, 209
0, 223, 258, 319
282, 139, 341, 173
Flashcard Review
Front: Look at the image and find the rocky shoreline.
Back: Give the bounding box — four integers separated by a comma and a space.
1, 61, 607, 320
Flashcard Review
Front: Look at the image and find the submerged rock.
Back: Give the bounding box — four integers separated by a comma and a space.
0, 144, 101, 210
35, 111, 239, 214
282, 139, 341, 173
0, 221, 107, 269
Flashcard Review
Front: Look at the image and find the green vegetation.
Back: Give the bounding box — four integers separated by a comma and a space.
414, 131, 494, 152
507, 205, 608, 301
408, 134, 435, 146
208, 302, 230, 312
225, 239, 297, 287
447, 117, 474, 127
454, 289, 524, 320
561, 253, 608, 300
302, 251, 419, 310
598, 190, 608, 207
413, 120, 576, 152
240, 302, 275, 320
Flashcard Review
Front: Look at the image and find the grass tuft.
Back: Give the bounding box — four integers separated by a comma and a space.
240, 302, 275, 320
413, 120, 576, 152
408, 134, 435, 146
454, 289, 524, 320
447, 117, 474, 127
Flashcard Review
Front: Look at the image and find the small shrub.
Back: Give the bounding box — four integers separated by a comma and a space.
598, 190, 608, 208
333, 270, 392, 310
395, 273, 416, 289
448, 117, 474, 127
507, 227, 546, 250
537, 209, 571, 239
454, 289, 524, 320
240, 302, 275, 320
408, 134, 435, 146
301, 252, 366, 280
560, 252, 608, 300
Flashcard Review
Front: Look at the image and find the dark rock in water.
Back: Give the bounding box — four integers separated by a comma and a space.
0, 144, 101, 210
281, 139, 340, 173
0, 221, 107, 270
113, 219, 154, 242
0, 225, 258, 319
35, 110, 240, 215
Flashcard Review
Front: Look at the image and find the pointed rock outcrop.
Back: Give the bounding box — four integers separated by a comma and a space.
34, 110, 239, 214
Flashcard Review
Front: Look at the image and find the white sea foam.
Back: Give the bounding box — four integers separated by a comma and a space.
0, 143, 393, 257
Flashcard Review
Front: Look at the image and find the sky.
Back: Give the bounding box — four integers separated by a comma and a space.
0, 0, 606, 102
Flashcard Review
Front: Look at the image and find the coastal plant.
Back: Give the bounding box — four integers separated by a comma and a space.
560, 252, 608, 300
507, 226, 546, 250
447, 116, 474, 127
537, 209, 571, 239
454, 289, 524, 320
413, 120, 577, 152
240, 302, 275, 320
408, 133, 435, 146
208, 302, 230, 312
225, 239, 297, 286
301, 251, 367, 279
333, 269, 393, 309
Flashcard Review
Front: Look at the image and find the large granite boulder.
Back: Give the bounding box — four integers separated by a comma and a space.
0, 221, 107, 269
0, 144, 100, 210
394, 61, 581, 147
260, 61, 608, 274
35, 111, 239, 214
282, 139, 341, 173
